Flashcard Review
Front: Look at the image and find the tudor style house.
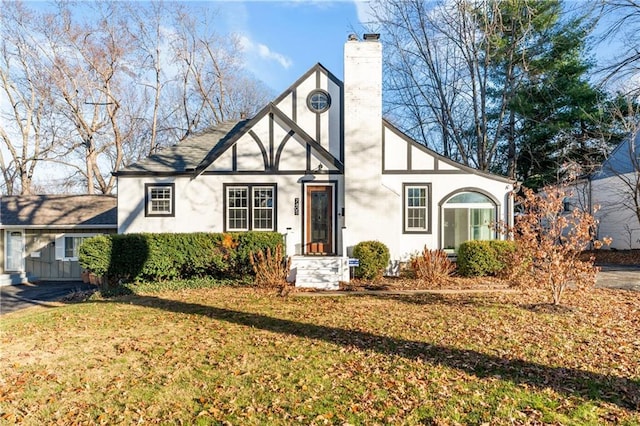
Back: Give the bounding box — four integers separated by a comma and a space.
116, 34, 514, 289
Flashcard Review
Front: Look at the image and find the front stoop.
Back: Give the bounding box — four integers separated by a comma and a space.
289, 256, 349, 290
0, 272, 36, 286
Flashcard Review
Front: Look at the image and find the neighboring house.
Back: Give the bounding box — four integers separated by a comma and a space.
116, 34, 515, 288
0, 195, 117, 285
567, 133, 640, 249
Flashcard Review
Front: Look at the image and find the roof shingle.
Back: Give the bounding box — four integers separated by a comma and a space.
1, 195, 117, 227
118, 121, 246, 174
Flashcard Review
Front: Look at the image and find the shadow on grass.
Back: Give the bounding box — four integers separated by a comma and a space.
362, 292, 503, 308
108, 294, 639, 411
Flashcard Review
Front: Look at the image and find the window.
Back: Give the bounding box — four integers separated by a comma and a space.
403, 183, 431, 233
225, 184, 276, 231
227, 187, 248, 230
145, 183, 175, 217
55, 234, 98, 261
253, 187, 274, 230
307, 89, 331, 113
65, 236, 89, 259
442, 191, 497, 253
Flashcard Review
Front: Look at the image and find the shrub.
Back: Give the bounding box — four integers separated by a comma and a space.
249, 244, 292, 295
232, 232, 285, 275
410, 247, 454, 286
79, 235, 112, 277
79, 232, 284, 283
457, 241, 495, 277
488, 240, 517, 277
457, 240, 516, 277
352, 240, 390, 280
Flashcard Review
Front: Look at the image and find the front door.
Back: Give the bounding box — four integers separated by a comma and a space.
306, 185, 333, 255
6, 230, 24, 272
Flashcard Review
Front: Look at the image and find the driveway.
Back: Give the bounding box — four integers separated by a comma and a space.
596, 265, 640, 291
0, 281, 96, 315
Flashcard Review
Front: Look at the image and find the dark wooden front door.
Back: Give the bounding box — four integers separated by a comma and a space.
306, 186, 333, 254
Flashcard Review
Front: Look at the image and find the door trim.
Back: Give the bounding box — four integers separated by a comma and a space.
5, 229, 25, 272
302, 181, 337, 255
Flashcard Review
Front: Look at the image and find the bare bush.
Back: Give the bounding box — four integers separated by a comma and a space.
410, 246, 455, 287
249, 244, 292, 296
502, 183, 611, 305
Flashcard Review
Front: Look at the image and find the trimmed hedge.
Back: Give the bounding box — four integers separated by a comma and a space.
352, 240, 390, 280
79, 232, 283, 282
457, 240, 516, 277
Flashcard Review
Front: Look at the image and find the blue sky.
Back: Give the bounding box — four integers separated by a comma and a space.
213, 1, 370, 93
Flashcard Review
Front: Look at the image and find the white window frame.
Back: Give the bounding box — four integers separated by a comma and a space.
145, 183, 174, 217
55, 233, 100, 261
441, 191, 497, 254
226, 186, 250, 231
252, 186, 275, 231
224, 184, 276, 232
403, 183, 431, 234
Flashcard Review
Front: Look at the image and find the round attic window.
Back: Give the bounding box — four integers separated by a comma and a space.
307, 89, 331, 113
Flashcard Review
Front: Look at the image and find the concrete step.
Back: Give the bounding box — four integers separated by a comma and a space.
289, 256, 349, 290
0, 272, 36, 286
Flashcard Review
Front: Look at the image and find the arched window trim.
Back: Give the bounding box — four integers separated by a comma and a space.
439, 188, 501, 253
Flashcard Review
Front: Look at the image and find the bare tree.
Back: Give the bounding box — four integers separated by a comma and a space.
373, 0, 537, 172
168, 8, 271, 142
0, 2, 272, 194
0, 2, 55, 195
596, 0, 640, 93
372, 0, 600, 183
125, 1, 171, 157
36, 3, 142, 194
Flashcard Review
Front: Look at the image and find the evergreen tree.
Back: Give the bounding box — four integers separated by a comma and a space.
511, 8, 622, 188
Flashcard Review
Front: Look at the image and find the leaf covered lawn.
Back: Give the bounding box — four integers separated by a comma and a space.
1, 287, 639, 425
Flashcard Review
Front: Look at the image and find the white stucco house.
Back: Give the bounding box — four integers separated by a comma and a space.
567, 133, 640, 249
116, 34, 515, 288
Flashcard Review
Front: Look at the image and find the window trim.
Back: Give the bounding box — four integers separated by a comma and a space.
145, 183, 175, 217
402, 183, 432, 234
439, 189, 500, 253
306, 89, 331, 114
223, 183, 277, 232
55, 233, 100, 261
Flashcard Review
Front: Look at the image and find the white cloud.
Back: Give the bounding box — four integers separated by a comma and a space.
239, 35, 293, 70
353, 0, 377, 25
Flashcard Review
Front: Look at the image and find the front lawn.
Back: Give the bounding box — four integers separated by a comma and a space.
1, 286, 638, 424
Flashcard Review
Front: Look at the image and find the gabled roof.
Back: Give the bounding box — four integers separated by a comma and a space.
1, 195, 117, 228
193, 103, 343, 176
382, 119, 514, 183
116, 121, 248, 175
593, 132, 640, 180
117, 63, 344, 178
271, 62, 342, 105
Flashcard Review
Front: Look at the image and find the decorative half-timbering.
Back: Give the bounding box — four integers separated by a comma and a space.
116, 34, 514, 289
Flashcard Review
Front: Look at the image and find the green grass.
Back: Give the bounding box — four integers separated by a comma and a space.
1, 287, 639, 424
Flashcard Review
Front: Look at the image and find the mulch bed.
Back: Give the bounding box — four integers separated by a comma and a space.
336, 250, 640, 293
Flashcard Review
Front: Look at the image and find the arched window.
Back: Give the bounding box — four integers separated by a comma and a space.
442, 191, 497, 253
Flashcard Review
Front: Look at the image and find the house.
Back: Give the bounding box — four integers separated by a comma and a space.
567, 133, 640, 249
0, 195, 117, 285
116, 34, 514, 289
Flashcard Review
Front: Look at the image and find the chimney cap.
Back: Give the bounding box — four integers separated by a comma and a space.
363, 33, 380, 41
